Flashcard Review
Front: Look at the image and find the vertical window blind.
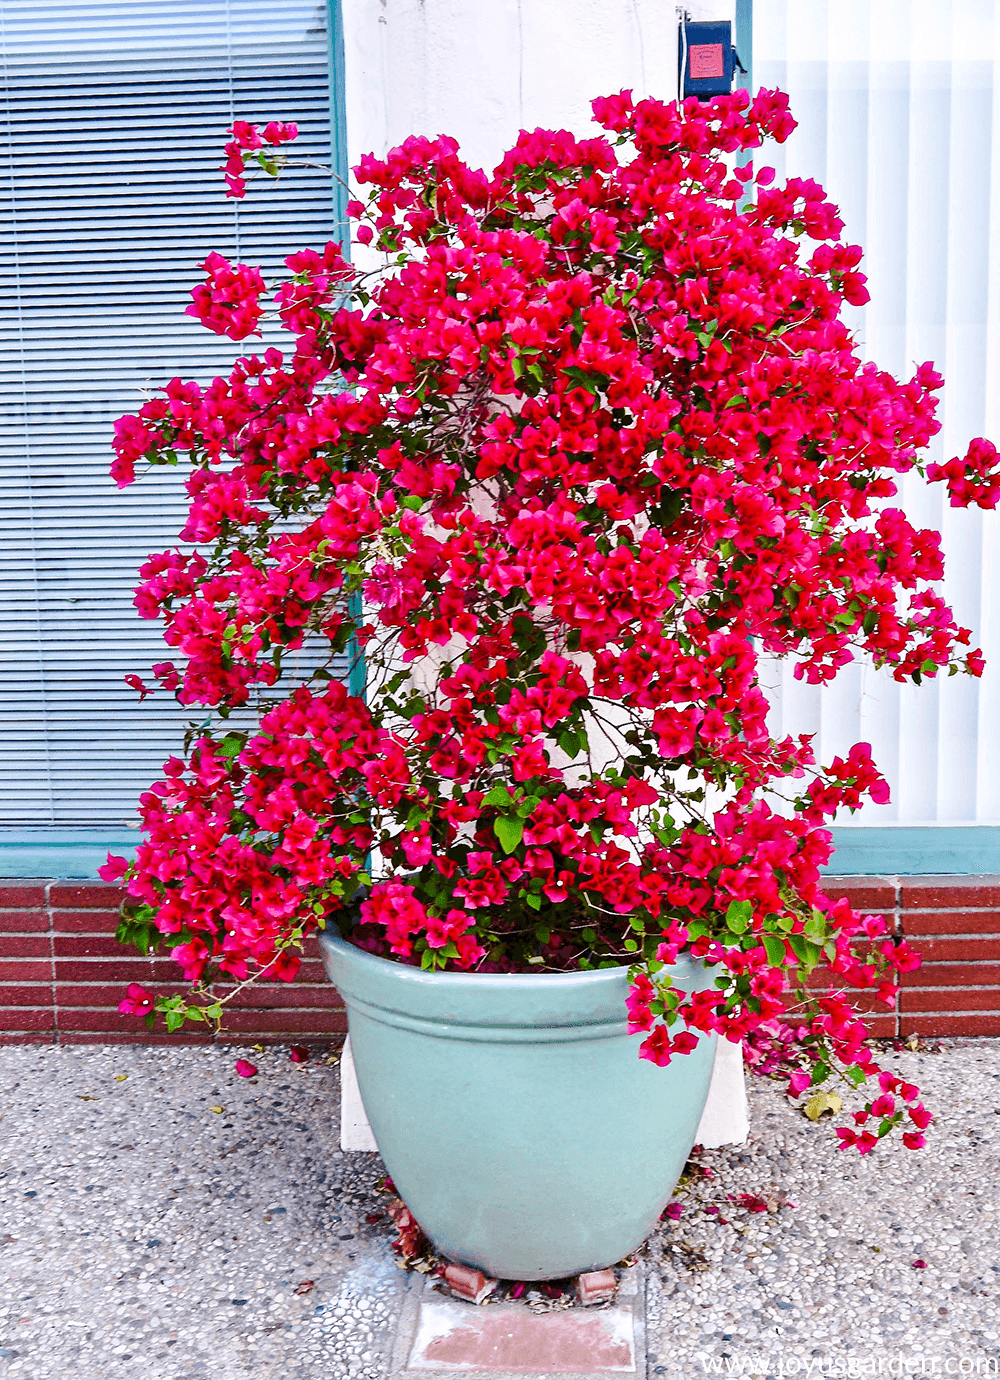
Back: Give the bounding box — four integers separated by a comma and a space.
0, 1, 341, 831
755, 0, 1000, 837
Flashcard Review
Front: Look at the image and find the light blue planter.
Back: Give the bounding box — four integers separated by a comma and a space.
319, 929, 717, 1281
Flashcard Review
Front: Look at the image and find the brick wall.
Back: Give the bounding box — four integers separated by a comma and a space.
0, 880, 346, 1046
1, 875, 998, 1045
821, 875, 1000, 1039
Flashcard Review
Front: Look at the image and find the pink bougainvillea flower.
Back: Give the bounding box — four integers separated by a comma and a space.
661, 1202, 684, 1220
908, 1102, 933, 1130
289, 1045, 310, 1064
912, 1260, 927, 1269
124, 673, 151, 701
235, 1059, 258, 1078
118, 983, 153, 1016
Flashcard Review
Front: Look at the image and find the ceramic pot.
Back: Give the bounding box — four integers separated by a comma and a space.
319, 929, 716, 1280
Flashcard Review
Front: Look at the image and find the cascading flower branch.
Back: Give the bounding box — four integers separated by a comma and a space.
104, 90, 1000, 1153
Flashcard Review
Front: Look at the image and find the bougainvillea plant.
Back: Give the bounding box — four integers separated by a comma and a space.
104, 92, 1000, 1155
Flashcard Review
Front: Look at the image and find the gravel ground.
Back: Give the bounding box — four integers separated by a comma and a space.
646, 1039, 1000, 1378
1, 1039, 998, 1380
0, 1042, 404, 1380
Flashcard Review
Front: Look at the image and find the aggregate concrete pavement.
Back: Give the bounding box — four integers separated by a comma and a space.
1, 1039, 997, 1379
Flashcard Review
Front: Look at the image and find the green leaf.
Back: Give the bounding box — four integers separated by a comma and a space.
219, 733, 245, 760
516, 794, 541, 818
725, 900, 752, 934
762, 934, 787, 968
494, 815, 524, 854
400, 495, 423, 511
526, 892, 542, 910
482, 785, 513, 808
557, 729, 581, 759
164, 1009, 185, 1033
787, 933, 821, 968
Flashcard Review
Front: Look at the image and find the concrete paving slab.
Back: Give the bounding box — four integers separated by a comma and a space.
387, 1265, 645, 1379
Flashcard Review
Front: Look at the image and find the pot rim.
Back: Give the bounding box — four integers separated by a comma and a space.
318, 926, 711, 1032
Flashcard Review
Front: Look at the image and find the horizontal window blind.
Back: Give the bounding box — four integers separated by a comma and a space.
755, 0, 1000, 833
0, 0, 346, 827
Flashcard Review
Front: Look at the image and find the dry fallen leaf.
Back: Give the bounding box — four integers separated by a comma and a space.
115, 1075, 128, 1082
78, 1095, 99, 1102
210, 1106, 224, 1114
803, 1091, 842, 1121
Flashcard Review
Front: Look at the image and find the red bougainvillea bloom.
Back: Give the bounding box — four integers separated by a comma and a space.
104, 91, 1000, 1152
235, 1058, 258, 1078
289, 1045, 310, 1064
118, 983, 153, 1015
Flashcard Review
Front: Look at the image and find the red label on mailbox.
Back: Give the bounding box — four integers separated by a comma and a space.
689, 44, 725, 79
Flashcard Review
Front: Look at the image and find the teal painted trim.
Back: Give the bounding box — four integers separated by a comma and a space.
0, 830, 139, 880
327, 1, 366, 703
735, 0, 752, 96
825, 827, 1000, 876
347, 589, 366, 700
1, 826, 997, 880
327, 0, 350, 240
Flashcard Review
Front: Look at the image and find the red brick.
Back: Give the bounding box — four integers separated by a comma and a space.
822, 879, 897, 911
903, 910, 1000, 936
0, 985, 54, 1006
54, 984, 133, 1008
56, 1008, 158, 1033
59, 1030, 211, 1045
577, 1269, 618, 1305
0, 1031, 56, 1045
54, 959, 154, 983
900, 988, 1000, 1012
0, 883, 48, 907
901, 937, 1000, 963
862, 1015, 897, 1036
295, 959, 328, 980
221, 1009, 347, 1035
900, 878, 1000, 909
444, 1263, 497, 1304
0, 935, 50, 958
900, 963, 1000, 987
53, 935, 129, 959
0, 1008, 55, 1031
1, 960, 55, 982
903, 1013, 1000, 1037
222, 985, 345, 1010
0, 910, 49, 933
48, 882, 121, 908
50, 910, 120, 934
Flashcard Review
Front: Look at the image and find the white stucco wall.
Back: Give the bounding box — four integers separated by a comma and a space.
341, 0, 735, 177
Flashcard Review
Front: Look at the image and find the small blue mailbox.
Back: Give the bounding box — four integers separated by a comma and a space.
680, 19, 745, 99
